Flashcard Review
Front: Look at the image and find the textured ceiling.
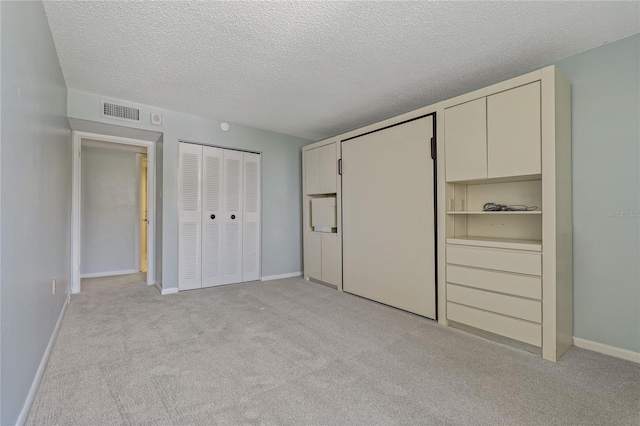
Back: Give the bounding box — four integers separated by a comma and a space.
43, 1, 639, 141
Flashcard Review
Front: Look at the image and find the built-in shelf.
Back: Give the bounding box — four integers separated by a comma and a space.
446, 211, 541, 215
446, 236, 542, 251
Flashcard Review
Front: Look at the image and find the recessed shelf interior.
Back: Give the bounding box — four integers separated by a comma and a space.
306, 193, 338, 233
447, 179, 543, 241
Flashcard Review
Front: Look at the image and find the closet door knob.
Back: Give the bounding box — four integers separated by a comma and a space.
231, 214, 236, 220
210, 214, 215, 220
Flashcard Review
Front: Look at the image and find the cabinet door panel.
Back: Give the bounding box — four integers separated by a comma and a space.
304, 148, 320, 195
445, 98, 487, 182
321, 233, 338, 285
488, 82, 541, 178
319, 143, 337, 193
305, 233, 321, 281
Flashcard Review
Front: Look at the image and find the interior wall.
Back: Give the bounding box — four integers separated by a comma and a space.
67, 91, 310, 290
554, 34, 640, 353
0, 2, 71, 424
81, 146, 140, 276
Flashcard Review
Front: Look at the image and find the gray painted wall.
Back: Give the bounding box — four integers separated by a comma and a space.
67, 91, 310, 291
0, 2, 71, 424
555, 34, 640, 353
81, 146, 140, 276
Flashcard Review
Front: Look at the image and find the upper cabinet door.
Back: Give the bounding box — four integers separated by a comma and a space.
305, 147, 320, 194
487, 82, 541, 178
319, 143, 337, 193
445, 98, 488, 182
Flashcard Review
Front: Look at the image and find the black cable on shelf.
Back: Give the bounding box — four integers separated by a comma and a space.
482, 202, 539, 212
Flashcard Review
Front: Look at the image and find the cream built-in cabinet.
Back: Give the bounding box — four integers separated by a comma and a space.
302, 140, 340, 288
443, 66, 572, 361
301, 65, 571, 362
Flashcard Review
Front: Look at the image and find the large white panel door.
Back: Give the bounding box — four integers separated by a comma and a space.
242, 152, 261, 282
222, 149, 244, 284
201, 146, 224, 288
342, 116, 436, 319
178, 143, 202, 290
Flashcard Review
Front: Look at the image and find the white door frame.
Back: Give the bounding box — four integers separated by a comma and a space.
72, 131, 156, 293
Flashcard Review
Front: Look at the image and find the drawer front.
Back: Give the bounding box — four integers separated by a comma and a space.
447, 302, 541, 347
447, 245, 541, 276
446, 265, 541, 299
447, 284, 541, 323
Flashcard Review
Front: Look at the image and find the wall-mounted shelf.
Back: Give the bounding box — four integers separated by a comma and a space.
446, 236, 542, 251
446, 211, 541, 215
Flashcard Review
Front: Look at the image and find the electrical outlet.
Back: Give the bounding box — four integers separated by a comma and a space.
52, 279, 56, 295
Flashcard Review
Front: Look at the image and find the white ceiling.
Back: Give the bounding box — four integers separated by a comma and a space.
43, 1, 639, 141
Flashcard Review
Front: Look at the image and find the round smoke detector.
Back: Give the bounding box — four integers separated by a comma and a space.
220, 122, 230, 132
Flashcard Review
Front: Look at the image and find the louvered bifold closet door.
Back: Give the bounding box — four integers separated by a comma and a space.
242, 152, 261, 282
201, 146, 224, 288
222, 149, 244, 284
178, 143, 203, 290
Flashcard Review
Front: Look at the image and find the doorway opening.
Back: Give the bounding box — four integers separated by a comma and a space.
72, 131, 156, 293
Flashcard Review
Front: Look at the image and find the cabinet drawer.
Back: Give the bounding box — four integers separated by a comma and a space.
446, 265, 541, 299
447, 245, 541, 276
447, 284, 541, 323
447, 302, 541, 347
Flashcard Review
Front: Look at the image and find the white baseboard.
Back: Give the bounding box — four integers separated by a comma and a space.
17, 296, 69, 425
161, 287, 179, 295
80, 269, 139, 279
573, 337, 640, 364
261, 271, 302, 281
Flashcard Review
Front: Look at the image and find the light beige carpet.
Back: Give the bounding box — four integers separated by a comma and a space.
27, 274, 640, 425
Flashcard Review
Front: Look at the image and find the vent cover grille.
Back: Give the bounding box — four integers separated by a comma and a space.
102, 101, 140, 121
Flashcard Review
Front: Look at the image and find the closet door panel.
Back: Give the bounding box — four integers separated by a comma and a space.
178, 143, 202, 290
487, 82, 541, 178
201, 146, 224, 288
342, 116, 436, 319
222, 149, 244, 284
445, 98, 487, 182
242, 152, 261, 282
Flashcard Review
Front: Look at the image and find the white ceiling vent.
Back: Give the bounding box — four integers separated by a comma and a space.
101, 100, 140, 122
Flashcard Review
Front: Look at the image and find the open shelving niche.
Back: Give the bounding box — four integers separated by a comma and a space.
445, 175, 542, 252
